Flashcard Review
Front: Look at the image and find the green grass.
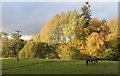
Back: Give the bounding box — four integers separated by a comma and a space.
2, 58, 119, 74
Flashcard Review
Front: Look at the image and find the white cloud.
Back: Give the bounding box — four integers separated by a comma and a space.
8, 35, 32, 40
21, 35, 32, 40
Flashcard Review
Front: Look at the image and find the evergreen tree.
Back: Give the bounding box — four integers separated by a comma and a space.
80, 2, 91, 28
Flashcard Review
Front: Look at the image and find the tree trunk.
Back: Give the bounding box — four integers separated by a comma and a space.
16, 53, 19, 61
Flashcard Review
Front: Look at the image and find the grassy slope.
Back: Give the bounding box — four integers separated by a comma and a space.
2, 58, 119, 74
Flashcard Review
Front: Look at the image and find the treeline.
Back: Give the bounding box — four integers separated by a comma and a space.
0, 32, 26, 58
1, 2, 120, 60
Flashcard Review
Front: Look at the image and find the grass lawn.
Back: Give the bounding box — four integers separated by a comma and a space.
2, 58, 119, 74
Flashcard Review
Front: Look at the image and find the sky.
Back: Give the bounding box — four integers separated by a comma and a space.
1, 1, 118, 40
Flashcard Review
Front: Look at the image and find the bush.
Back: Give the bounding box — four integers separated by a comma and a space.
19, 41, 59, 59
100, 49, 119, 61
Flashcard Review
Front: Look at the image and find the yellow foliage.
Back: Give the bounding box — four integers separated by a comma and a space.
86, 32, 106, 56
106, 19, 118, 41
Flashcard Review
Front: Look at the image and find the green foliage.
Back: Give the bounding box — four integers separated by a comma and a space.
0, 32, 8, 39
2, 35, 12, 57
1, 32, 25, 58
19, 41, 39, 58
0, 32, 12, 57
102, 19, 106, 24
80, 2, 91, 27
100, 49, 119, 61
105, 18, 119, 60
9, 33, 25, 58
19, 41, 59, 59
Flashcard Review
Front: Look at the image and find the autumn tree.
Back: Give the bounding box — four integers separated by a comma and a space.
40, 10, 81, 44
40, 13, 62, 44
82, 18, 109, 57
100, 18, 119, 60
56, 43, 81, 60
75, 2, 92, 56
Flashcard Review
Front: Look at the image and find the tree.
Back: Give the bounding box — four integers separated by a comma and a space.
73, 2, 92, 57
40, 10, 81, 44
32, 33, 41, 42
39, 10, 83, 59
40, 13, 62, 44
56, 43, 81, 60
104, 18, 119, 60
0, 32, 12, 57
9, 31, 25, 61
0, 32, 8, 39
80, 2, 91, 28
19, 41, 39, 58
102, 19, 106, 24
19, 41, 59, 59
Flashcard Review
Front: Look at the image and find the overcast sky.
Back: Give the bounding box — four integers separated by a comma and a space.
1, 1, 118, 40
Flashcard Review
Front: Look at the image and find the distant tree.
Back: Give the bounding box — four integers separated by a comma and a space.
1, 32, 12, 57
102, 19, 107, 24
9, 32, 25, 61
19, 41, 59, 59
0, 32, 8, 39
80, 2, 91, 28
